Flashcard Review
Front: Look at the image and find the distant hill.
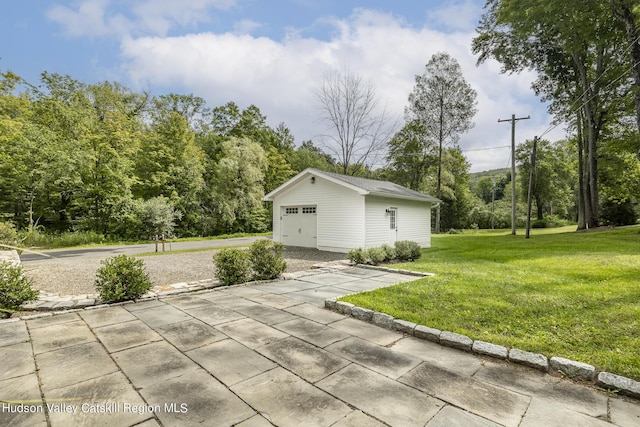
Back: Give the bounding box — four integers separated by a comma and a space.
470, 168, 511, 186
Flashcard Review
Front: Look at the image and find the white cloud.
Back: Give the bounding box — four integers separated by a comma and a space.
118, 7, 561, 172
48, 0, 237, 38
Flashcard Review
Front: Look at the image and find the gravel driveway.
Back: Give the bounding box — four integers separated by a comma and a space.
22, 247, 348, 296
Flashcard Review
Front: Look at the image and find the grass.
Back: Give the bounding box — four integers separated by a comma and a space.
341, 225, 640, 380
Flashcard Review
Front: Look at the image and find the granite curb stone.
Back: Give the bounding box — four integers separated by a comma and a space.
550, 356, 596, 381
440, 331, 473, 351
393, 319, 417, 335
473, 341, 508, 359
372, 312, 395, 329
508, 349, 549, 372
597, 372, 640, 399
414, 325, 441, 343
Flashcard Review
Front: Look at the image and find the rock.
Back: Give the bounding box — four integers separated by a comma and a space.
351, 306, 374, 321
440, 331, 473, 351
597, 372, 640, 399
508, 349, 548, 372
335, 301, 354, 316
372, 312, 395, 329
473, 341, 508, 359
414, 325, 441, 343
549, 356, 595, 380
393, 319, 416, 335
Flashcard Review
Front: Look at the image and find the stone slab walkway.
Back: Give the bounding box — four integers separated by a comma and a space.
1, 267, 639, 426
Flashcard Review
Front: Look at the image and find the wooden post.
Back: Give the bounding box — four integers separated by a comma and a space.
526, 137, 538, 239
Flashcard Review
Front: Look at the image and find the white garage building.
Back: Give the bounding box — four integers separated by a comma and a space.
263, 168, 439, 253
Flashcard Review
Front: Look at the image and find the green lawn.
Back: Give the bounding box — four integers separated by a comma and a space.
340, 225, 640, 380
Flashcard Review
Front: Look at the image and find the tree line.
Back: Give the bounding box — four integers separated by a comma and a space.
0, 71, 337, 239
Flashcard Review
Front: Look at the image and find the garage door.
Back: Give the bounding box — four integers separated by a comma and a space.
281, 206, 317, 248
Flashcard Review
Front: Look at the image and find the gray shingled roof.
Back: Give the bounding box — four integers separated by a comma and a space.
314, 169, 439, 202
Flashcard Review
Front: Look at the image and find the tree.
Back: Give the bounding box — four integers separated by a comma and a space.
315, 69, 396, 175
290, 140, 336, 173
386, 121, 436, 192
516, 139, 575, 221
473, 0, 629, 229
406, 52, 478, 233
211, 137, 268, 233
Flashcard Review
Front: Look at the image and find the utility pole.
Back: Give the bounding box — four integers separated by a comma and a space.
526, 136, 538, 239
498, 114, 530, 235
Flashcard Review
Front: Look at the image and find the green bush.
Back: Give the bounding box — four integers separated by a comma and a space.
213, 248, 252, 286
250, 239, 287, 280
366, 247, 386, 265
20, 230, 108, 249
347, 247, 367, 265
0, 222, 18, 248
0, 261, 39, 317
94, 255, 151, 303
394, 240, 422, 261
380, 244, 396, 262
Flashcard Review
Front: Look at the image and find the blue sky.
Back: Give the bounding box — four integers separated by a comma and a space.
1, 0, 565, 172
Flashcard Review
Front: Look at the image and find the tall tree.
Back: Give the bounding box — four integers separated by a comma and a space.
386, 121, 435, 192
211, 137, 268, 233
473, 0, 629, 229
405, 52, 478, 233
315, 69, 396, 175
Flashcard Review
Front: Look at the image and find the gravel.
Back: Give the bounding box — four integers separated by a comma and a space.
22, 247, 348, 296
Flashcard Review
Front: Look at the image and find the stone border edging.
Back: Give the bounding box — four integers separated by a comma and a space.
323, 295, 640, 400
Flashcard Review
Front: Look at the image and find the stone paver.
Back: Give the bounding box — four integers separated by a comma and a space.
316, 363, 444, 426
272, 317, 350, 348
257, 336, 349, 383
112, 341, 198, 389
0, 342, 35, 380
186, 339, 277, 386
326, 336, 422, 379
231, 367, 352, 427
140, 368, 256, 426
1, 266, 638, 426
399, 363, 531, 427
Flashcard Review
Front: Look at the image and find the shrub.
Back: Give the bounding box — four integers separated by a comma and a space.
94, 255, 151, 303
250, 239, 287, 280
0, 222, 18, 248
347, 247, 367, 265
394, 240, 422, 261
0, 261, 39, 317
213, 248, 252, 286
366, 247, 386, 265
380, 244, 396, 262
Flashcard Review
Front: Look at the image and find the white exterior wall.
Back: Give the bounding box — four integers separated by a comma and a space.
365, 196, 432, 248
271, 175, 365, 252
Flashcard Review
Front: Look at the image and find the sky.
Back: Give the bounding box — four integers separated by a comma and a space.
0, 0, 567, 173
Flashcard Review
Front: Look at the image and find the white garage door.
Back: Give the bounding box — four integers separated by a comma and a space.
281, 206, 317, 248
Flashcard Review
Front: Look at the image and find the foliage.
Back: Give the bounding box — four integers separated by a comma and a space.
405, 52, 478, 233
94, 255, 151, 303
394, 240, 422, 261
130, 196, 182, 239
380, 244, 396, 262
213, 248, 252, 286
20, 230, 109, 248
600, 198, 638, 226
0, 222, 18, 246
341, 226, 640, 381
249, 239, 287, 280
212, 137, 268, 233
347, 247, 367, 265
366, 247, 386, 265
0, 261, 39, 317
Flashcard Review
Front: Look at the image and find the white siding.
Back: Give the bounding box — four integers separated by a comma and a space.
364, 196, 392, 248
272, 175, 365, 252
365, 196, 432, 248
